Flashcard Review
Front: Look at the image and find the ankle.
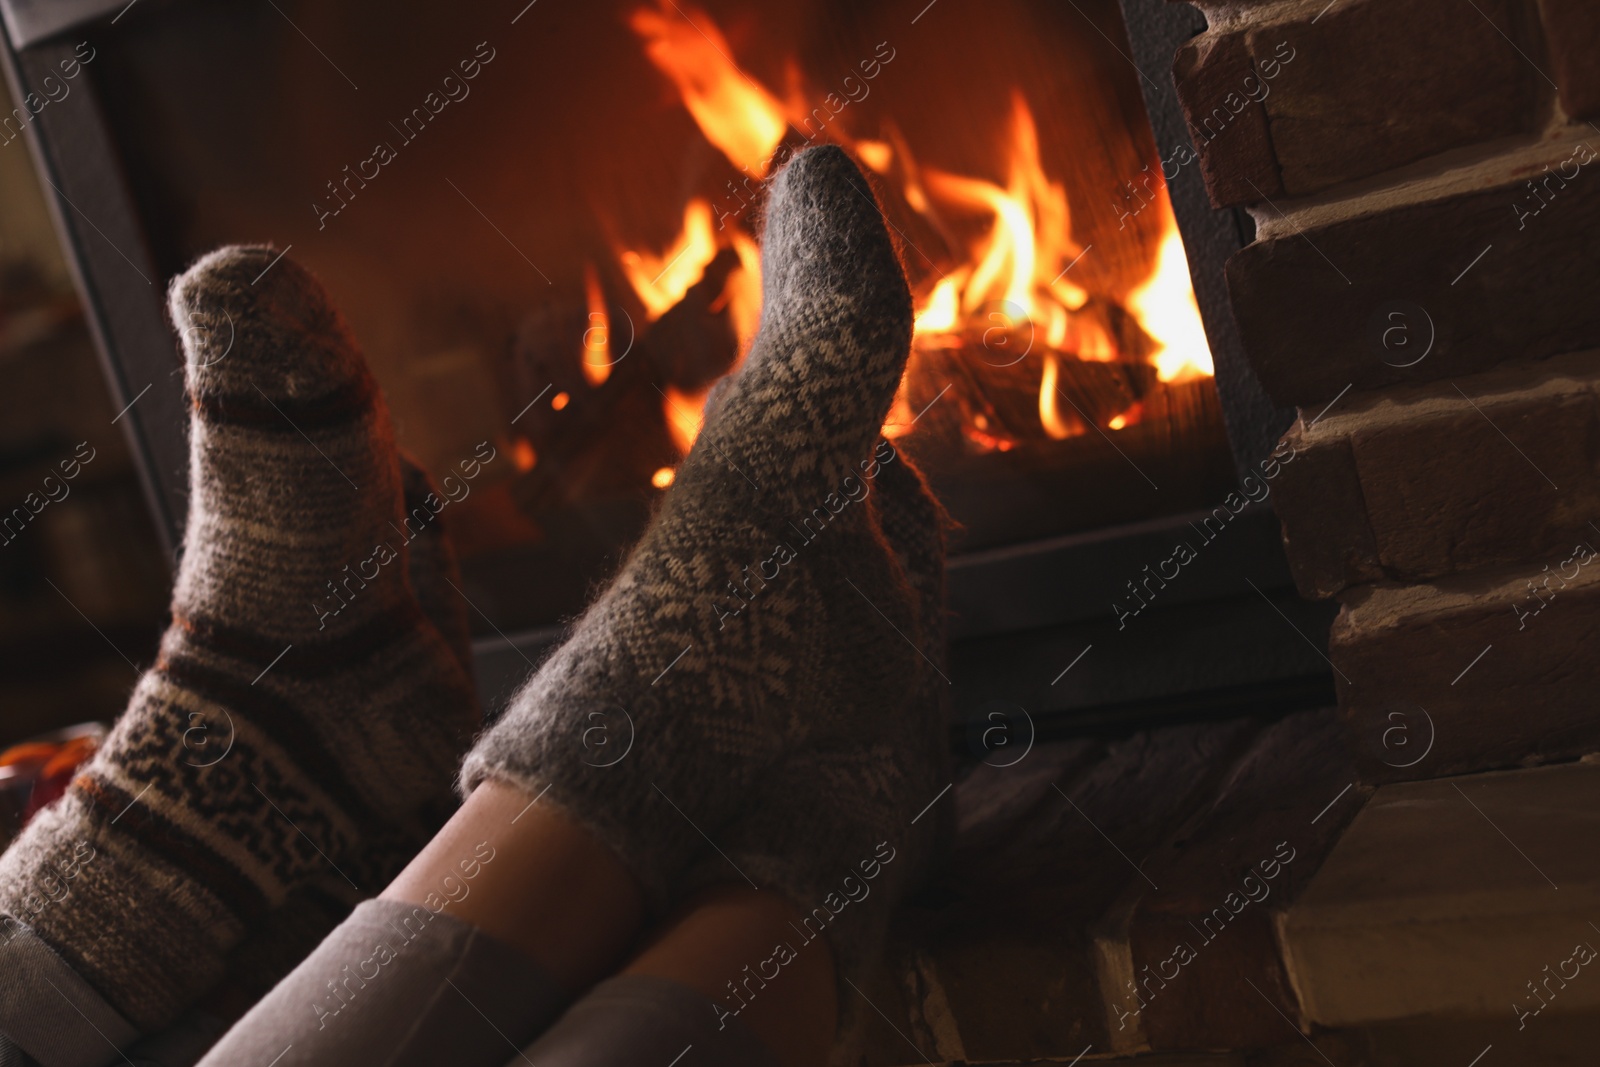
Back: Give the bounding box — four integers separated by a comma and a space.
379, 779, 643, 993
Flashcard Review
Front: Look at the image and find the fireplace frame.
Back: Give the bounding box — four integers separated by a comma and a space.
0, 0, 1331, 733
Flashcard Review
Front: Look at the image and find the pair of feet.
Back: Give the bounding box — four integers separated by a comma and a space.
0, 145, 949, 1057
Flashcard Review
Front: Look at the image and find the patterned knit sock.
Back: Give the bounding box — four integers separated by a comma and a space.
678, 446, 953, 1055
215, 457, 478, 1010
0, 246, 479, 1036
462, 144, 921, 910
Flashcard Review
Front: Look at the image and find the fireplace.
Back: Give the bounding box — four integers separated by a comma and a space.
0, 0, 1332, 734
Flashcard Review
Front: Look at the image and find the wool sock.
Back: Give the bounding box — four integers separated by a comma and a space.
461, 144, 923, 910
0, 246, 480, 1044
27, 468, 483, 1067
679, 446, 952, 1056
213, 457, 479, 1011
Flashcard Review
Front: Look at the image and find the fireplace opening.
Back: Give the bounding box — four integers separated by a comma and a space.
66, 0, 1240, 638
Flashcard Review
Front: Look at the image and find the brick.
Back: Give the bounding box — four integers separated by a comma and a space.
1172, 30, 1282, 208
1331, 557, 1600, 781
1538, 0, 1600, 119
1109, 710, 1367, 1050
1283, 763, 1600, 1026
1225, 133, 1600, 407
1271, 351, 1600, 595
859, 723, 1259, 1062
1269, 420, 1382, 599
1247, 0, 1546, 199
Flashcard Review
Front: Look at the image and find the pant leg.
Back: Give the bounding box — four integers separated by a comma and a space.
0, 919, 140, 1067
197, 899, 566, 1067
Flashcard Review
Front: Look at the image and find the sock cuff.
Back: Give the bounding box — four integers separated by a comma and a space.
0, 915, 139, 1067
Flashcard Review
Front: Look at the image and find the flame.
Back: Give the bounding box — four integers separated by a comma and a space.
620, 199, 719, 321
913, 94, 1086, 334
1127, 211, 1213, 384
629, 0, 787, 175
661, 384, 707, 455
1039, 354, 1084, 440
623, 5, 1213, 461
581, 264, 612, 386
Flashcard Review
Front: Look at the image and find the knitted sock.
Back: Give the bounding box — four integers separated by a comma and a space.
679, 446, 952, 1056
461, 145, 922, 911
214, 457, 479, 1010
0, 246, 479, 1038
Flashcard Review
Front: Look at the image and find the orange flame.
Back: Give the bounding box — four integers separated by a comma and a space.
1127, 208, 1214, 384
661, 384, 707, 455
624, 4, 1212, 457
629, 0, 787, 175
581, 263, 612, 387
620, 199, 718, 321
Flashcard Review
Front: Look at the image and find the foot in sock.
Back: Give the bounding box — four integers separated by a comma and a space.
462, 144, 923, 909
677, 447, 952, 1050
0, 247, 480, 1044
209, 457, 479, 1012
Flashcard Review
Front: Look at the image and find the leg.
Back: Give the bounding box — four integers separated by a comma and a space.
380, 778, 643, 992
195, 779, 640, 1067
0, 247, 481, 1065
616, 885, 837, 1067
205, 144, 936, 1066
493, 885, 834, 1067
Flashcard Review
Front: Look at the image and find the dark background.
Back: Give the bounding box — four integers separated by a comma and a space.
0, 77, 168, 747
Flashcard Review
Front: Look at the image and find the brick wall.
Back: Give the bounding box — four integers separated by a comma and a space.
1170, 0, 1600, 779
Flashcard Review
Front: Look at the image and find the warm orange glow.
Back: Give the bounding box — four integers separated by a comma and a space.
630, 0, 787, 175
661, 385, 707, 455
622, 6, 1214, 460
511, 438, 537, 472
882, 383, 916, 439
581, 263, 612, 387
551, 391, 570, 411
1039, 353, 1084, 440
1109, 401, 1144, 431
651, 466, 676, 488
620, 199, 719, 321
911, 93, 1087, 339
1127, 211, 1214, 384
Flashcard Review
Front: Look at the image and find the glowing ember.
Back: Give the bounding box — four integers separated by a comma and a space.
512, 438, 537, 471
551, 391, 570, 411
651, 466, 676, 488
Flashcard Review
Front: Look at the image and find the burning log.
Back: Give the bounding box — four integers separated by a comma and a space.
903, 338, 1157, 453
503, 252, 743, 515
635, 247, 740, 392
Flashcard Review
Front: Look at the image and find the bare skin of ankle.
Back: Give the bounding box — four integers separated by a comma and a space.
625, 884, 838, 1067
381, 778, 644, 992
381, 781, 836, 1066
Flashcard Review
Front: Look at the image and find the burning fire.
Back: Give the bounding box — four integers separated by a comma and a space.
581, 263, 613, 387
616, 0, 1213, 462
